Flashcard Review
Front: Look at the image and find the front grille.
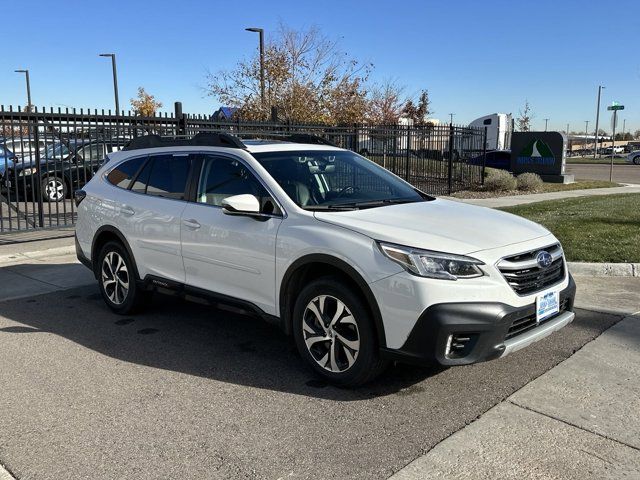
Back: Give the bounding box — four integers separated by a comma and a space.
497, 244, 565, 296
505, 298, 569, 340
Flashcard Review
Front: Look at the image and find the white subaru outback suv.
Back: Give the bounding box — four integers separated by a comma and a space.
75, 133, 576, 386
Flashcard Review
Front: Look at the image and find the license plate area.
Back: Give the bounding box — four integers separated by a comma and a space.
536, 290, 559, 323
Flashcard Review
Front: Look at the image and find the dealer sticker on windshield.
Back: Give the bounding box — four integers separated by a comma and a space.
536, 290, 560, 323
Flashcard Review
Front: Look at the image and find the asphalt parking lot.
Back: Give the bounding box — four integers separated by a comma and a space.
0, 276, 624, 479
567, 163, 640, 183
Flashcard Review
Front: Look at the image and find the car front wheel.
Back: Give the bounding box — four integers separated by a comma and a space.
41, 175, 67, 202
293, 276, 387, 386
633, 156, 640, 165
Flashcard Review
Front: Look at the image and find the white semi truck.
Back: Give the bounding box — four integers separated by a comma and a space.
469, 113, 513, 151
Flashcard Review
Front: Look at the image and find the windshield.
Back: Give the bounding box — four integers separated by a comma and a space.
253, 150, 429, 210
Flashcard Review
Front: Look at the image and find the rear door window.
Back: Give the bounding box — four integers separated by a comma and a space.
133, 154, 193, 200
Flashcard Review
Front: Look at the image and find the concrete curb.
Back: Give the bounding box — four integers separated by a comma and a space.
0, 245, 77, 265
390, 312, 640, 479
568, 262, 640, 277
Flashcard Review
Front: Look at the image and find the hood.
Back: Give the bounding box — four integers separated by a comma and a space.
8, 155, 58, 171
314, 198, 550, 255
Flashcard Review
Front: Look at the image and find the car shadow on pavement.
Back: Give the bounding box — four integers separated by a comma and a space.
0, 266, 443, 400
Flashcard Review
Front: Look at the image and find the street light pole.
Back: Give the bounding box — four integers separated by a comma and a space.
14, 69, 32, 107
544, 118, 549, 131
584, 120, 589, 153
99, 53, 120, 114
449, 113, 455, 124
594, 85, 604, 158
245, 27, 265, 115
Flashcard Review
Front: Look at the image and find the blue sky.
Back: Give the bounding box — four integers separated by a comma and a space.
1, 0, 639, 132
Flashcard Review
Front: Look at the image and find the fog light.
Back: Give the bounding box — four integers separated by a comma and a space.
445, 333, 478, 359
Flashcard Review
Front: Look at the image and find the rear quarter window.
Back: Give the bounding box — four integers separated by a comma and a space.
106, 156, 147, 189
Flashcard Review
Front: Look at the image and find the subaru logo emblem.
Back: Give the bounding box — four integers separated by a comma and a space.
536, 251, 553, 268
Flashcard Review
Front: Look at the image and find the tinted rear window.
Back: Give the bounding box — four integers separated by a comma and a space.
137, 154, 192, 200
106, 156, 146, 189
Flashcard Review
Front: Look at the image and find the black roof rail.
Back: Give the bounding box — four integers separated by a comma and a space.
239, 133, 337, 146
283, 134, 336, 146
122, 132, 246, 151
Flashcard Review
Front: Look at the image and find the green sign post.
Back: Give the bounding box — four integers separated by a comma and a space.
606, 102, 625, 181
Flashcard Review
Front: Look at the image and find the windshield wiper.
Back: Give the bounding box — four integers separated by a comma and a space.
331, 198, 422, 209
302, 204, 359, 211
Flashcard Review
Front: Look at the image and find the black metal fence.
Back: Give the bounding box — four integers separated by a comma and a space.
0, 104, 487, 234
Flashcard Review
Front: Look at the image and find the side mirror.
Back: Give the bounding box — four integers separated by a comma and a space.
221, 194, 261, 216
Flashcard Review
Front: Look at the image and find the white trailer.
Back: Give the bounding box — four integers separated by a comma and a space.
469, 113, 513, 151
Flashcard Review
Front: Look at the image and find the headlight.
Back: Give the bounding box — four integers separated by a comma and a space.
378, 242, 484, 280
18, 167, 37, 177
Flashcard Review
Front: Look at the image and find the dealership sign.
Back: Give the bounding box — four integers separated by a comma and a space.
510, 132, 566, 176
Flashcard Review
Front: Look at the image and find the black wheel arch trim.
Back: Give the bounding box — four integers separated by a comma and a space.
90, 225, 141, 281
279, 254, 387, 348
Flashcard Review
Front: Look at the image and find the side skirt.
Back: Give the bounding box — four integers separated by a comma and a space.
141, 275, 282, 329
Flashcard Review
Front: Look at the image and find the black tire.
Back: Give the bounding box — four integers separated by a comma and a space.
41, 175, 67, 203
633, 156, 640, 165
97, 241, 148, 314
292, 276, 387, 387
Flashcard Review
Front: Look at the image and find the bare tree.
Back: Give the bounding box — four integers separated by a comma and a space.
367, 80, 406, 124
402, 89, 431, 125
516, 100, 533, 132
205, 24, 372, 123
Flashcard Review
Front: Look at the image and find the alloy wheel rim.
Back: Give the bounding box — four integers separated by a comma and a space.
302, 295, 360, 373
101, 251, 129, 305
45, 179, 64, 200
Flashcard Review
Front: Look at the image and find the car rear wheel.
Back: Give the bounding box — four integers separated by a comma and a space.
293, 276, 387, 386
633, 156, 640, 165
97, 241, 148, 314
41, 175, 67, 202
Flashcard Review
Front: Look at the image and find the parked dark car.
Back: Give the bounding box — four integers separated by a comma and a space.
0, 144, 17, 193
2, 138, 127, 202
468, 150, 511, 170
0, 143, 18, 175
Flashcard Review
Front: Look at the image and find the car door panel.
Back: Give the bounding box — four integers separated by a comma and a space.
181, 205, 281, 309
121, 194, 187, 282
181, 154, 282, 314
113, 153, 193, 283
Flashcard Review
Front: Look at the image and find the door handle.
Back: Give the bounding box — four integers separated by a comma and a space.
121, 205, 135, 216
183, 219, 201, 229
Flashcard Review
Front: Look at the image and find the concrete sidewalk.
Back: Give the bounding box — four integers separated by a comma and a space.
0, 236, 93, 302
391, 277, 640, 479
446, 184, 640, 208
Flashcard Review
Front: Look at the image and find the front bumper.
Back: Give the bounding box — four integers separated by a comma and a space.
75, 234, 93, 272
381, 275, 576, 366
